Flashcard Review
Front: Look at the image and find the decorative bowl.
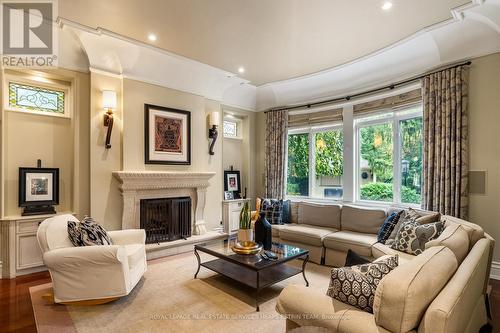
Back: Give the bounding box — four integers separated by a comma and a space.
231, 241, 263, 255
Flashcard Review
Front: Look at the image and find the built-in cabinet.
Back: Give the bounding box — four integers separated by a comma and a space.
222, 199, 251, 236
0, 213, 73, 278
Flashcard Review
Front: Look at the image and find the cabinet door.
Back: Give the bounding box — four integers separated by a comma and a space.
17, 234, 43, 270
230, 210, 240, 232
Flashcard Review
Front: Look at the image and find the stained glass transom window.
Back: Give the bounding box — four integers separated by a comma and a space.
223, 120, 238, 138
9, 82, 65, 114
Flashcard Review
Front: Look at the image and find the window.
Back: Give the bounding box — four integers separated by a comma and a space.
356, 105, 423, 205
286, 126, 343, 199
8, 82, 66, 115
223, 120, 238, 138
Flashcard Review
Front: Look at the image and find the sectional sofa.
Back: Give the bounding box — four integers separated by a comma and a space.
273, 201, 495, 333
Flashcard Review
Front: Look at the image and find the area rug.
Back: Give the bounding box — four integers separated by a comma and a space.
30, 251, 332, 333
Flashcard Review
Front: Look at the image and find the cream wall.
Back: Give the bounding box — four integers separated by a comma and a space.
121, 78, 223, 231
255, 111, 267, 198
1, 69, 90, 218
468, 52, 500, 262
89, 72, 123, 230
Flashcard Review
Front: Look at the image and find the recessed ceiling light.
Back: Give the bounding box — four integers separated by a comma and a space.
238, 66, 245, 74
148, 34, 157, 42
382, 1, 393, 10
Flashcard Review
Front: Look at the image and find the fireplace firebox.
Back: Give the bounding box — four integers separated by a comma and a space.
140, 197, 192, 244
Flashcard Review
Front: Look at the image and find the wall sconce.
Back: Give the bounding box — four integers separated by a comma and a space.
102, 90, 117, 149
208, 111, 220, 155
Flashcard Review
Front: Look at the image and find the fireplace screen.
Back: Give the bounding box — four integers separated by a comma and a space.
140, 197, 191, 244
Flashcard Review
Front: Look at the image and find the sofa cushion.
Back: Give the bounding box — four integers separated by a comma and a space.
298, 202, 341, 229
270, 224, 286, 237
323, 231, 378, 257
279, 224, 337, 246
290, 201, 299, 224
282, 200, 292, 223
442, 215, 484, 247
373, 246, 458, 333
341, 205, 387, 234
425, 224, 470, 264
391, 220, 445, 255
371, 242, 415, 264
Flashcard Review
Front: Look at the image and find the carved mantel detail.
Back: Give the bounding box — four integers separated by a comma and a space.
112, 171, 216, 235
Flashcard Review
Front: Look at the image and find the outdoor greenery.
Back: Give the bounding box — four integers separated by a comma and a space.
286, 116, 423, 204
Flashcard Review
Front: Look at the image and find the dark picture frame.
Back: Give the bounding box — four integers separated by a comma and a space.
19, 167, 59, 216
224, 170, 241, 199
144, 104, 191, 165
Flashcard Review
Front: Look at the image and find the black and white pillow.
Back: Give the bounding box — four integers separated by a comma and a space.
351, 254, 399, 286
390, 219, 445, 255
327, 255, 398, 313
68, 216, 112, 247
377, 210, 403, 243
260, 198, 283, 224
326, 267, 375, 312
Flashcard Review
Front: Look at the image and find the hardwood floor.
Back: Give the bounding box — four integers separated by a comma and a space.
0, 271, 498, 332
0, 271, 51, 333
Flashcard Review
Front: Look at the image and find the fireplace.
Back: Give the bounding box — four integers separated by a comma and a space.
140, 197, 192, 244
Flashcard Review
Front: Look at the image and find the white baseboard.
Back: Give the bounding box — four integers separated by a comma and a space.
490, 261, 500, 280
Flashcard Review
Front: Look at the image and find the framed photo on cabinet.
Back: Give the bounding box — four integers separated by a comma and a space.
144, 104, 191, 165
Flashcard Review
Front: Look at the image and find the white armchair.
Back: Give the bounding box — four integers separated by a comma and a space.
37, 214, 147, 303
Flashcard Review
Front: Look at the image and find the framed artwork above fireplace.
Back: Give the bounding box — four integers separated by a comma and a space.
144, 104, 191, 165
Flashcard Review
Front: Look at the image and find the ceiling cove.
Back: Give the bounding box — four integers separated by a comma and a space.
56, 0, 500, 112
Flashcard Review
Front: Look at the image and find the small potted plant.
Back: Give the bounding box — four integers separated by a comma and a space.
237, 201, 253, 242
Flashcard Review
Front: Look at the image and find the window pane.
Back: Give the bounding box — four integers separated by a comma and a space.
313, 129, 343, 199
9, 82, 65, 114
400, 117, 423, 204
223, 120, 237, 137
286, 133, 309, 196
359, 123, 393, 202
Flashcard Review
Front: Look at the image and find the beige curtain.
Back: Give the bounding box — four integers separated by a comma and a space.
422, 65, 469, 218
265, 110, 289, 199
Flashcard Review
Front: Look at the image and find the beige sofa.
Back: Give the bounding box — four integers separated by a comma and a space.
273, 201, 495, 333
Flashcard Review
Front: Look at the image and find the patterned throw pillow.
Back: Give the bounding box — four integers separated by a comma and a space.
388, 208, 420, 240
260, 198, 284, 224
390, 219, 445, 255
67, 216, 112, 246
351, 254, 399, 286
377, 210, 403, 243
327, 255, 398, 313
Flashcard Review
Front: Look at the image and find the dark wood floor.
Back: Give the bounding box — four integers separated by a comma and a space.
0, 271, 498, 332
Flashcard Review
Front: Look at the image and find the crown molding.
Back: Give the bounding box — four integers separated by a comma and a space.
57, 18, 257, 111
256, 0, 500, 111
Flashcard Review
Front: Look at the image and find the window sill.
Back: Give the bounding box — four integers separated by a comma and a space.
285, 196, 422, 210
223, 136, 243, 141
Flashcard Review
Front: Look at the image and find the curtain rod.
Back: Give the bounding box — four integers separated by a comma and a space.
265, 60, 472, 113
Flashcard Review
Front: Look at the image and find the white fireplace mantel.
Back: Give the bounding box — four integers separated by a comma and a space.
112, 171, 216, 235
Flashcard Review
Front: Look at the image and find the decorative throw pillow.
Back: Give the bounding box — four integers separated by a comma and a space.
390, 219, 445, 255
327, 255, 398, 313
327, 267, 375, 312
67, 216, 112, 247
260, 198, 284, 224
388, 208, 420, 240
351, 254, 399, 286
377, 210, 403, 243
281, 200, 292, 224
345, 249, 371, 267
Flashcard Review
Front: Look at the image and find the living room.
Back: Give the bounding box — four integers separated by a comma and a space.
0, 0, 499, 332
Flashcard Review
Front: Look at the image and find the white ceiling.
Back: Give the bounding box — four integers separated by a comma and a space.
59, 0, 470, 85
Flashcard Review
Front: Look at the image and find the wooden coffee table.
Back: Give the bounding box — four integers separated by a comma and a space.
194, 240, 309, 311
